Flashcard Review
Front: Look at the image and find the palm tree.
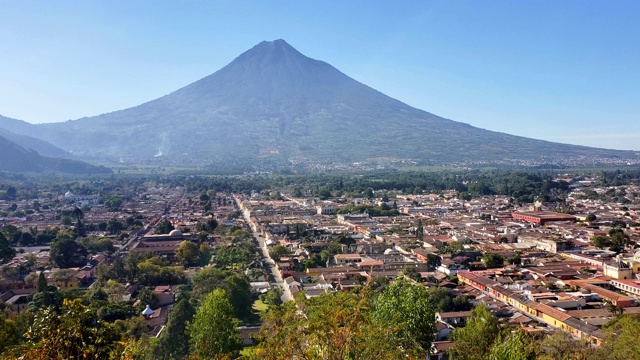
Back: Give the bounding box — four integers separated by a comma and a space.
604, 299, 625, 317
72, 207, 85, 237
71, 207, 84, 222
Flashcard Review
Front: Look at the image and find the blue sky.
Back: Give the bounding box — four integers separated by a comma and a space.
0, 1, 638, 150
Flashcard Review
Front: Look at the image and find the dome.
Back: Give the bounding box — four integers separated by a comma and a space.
142, 305, 154, 316
169, 229, 183, 237
64, 191, 75, 198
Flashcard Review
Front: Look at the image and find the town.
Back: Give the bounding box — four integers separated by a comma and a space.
1, 170, 640, 359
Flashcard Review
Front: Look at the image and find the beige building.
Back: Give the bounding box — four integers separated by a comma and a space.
603, 257, 634, 280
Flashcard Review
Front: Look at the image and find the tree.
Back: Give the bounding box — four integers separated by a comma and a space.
263, 286, 283, 306
156, 220, 174, 235
60, 215, 73, 226
444, 241, 464, 255
1, 224, 19, 245
212, 240, 259, 269
0, 232, 15, 264
24, 251, 36, 267
604, 299, 625, 317
318, 188, 332, 200
78, 236, 115, 254
191, 267, 229, 299
19, 232, 35, 246
426, 253, 442, 271
537, 331, 593, 360
110, 256, 127, 282
136, 257, 185, 286
90, 287, 109, 302
591, 235, 611, 249
269, 244, 289, 261
0, 266, 21, 288
107, 218, 124, 235
137, 286, 160, 309
255, 292, 409, 359
52, 268, 77, 287
11, 299, 126, 359
207, 219, 219, 232
199, 243, 211, 266
196, 222, 209, 233
154, 297, 195, 360
71, 207, 85, 237
482, 253, 504, 269
337, 234, 355, 245
453, 295, 472, 311
402, 265, 422, 282
0, 311, 19, 353
424, 286, 456, 312
176, 240, 200, 266
24, 271, 39, 287
74, 220, 86, 238
102, 195, 124, 211
608, 228, 630, 253
49, 238, 87, 268
487, 330, 537, 360
188, 289, 242, 359
372, 279, 436, 353
113, 316, 148, 340
365, 188, 374, 199
103, 279, 128, 303
4, 186, 17, 200
98, 222, 108, 231
416, 219, 424, 239
449, 303, 501, 360
585, 213, 597, 222
37, 271, 48, 292
225, 274, 255, 321
594, 314, 640, 360
96, 302, 137, 322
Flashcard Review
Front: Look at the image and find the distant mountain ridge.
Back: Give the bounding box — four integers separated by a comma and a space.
0, 39, 637, 169
0, 124, 71, 158
0, 134, 111, 174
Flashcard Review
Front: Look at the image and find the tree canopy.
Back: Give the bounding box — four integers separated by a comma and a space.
371, 279, 435, 352
449, 303, 501, 360
154, 297, 195, 360
188, 289, 242, 359
176, 240, 200, 266
254, 291, 422, 359
595, 314, 640, 360
8, 298, 131, 359
49, 238, 88, 268
0, 232, 15, 264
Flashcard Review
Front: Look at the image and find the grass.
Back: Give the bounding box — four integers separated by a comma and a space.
252, 299, 269, 312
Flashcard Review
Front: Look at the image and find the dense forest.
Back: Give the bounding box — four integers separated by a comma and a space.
2, 168, 639, 205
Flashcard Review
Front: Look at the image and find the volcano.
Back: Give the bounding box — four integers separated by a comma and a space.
0, 39, 636, 169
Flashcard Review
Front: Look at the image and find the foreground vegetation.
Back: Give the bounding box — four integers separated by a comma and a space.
2, 277, 640, 359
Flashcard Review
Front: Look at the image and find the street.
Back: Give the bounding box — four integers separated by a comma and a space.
235, 195, 292, 303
